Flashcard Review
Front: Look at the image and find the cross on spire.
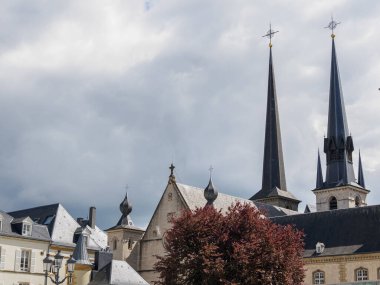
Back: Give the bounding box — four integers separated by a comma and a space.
169, 163, 175, 177
325, 16, 340, 38
262, 23, 279, 48
208, 165, 214, 179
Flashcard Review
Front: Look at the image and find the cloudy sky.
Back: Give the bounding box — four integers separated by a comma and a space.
0, 0, 380, 229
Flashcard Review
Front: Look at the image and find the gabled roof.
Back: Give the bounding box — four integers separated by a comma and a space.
176, 183, 297, 217
272, 205, 380, 257
90, 260, 149, 285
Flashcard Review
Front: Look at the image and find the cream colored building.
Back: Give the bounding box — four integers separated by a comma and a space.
0, 211, 50, 285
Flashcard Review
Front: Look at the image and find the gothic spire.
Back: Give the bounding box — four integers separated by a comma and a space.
316, 150, 324, 189
259, 41, 287, 195
250, 25, 302, 212
323, 21, 356, 188
358, 150, 366, 188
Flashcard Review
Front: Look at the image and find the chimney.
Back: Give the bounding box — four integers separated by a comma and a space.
89, 206, 96, 229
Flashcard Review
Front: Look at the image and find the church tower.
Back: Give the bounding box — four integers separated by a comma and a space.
313, 19, 369, 211
106, 189, 144, 270
250, 25, 300, 211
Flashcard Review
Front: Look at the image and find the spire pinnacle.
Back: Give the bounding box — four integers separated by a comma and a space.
316, 150, 324, 189
262, 23, 279, 48
358, 150, 366, 188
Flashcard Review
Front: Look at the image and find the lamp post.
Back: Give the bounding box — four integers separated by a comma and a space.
43, 250, 76, 284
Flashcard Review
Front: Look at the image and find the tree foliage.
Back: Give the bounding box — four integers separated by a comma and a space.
154, 202, 305, 285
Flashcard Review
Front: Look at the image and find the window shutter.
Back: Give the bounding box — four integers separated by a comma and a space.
30, 251, 36, 273
14, 249, 21, 271
0, 247, 5, 270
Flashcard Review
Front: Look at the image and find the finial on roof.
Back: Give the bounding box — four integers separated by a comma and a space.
262, 23, 278, 48
325, 16, 340, 38
204, 166, 218, 205
358, 150, 366, 188
120, 186, 132, 217
169, 163, 176, 183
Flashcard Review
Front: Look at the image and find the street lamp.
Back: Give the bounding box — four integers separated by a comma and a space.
43, 250, 76, 284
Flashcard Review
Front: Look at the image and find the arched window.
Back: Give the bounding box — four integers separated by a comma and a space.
113, 239, 118, 250
329, 196, 337, 210
355, 196, 361, 207
313, 270, 325, 284
355, 267, 368, 281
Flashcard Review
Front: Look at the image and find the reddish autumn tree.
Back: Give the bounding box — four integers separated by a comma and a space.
154, 202, 304, 285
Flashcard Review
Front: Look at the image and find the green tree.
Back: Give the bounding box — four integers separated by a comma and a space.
154, 202, 304, 285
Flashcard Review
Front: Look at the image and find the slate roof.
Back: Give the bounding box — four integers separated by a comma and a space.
176, 183, 297, 217
90, 260, 149, 285
8, 203, 108, 249
8, 203, 59, 235
272, 205, 380, 257
0, 210, 50, 241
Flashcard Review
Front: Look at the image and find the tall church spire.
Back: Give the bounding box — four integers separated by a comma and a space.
250, 25, 299, 211
323, 21, 356, 188
313, 19, 369, 212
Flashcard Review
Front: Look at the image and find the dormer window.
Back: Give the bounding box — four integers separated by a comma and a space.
22, 223, 32, 236
316, 242, 325, 254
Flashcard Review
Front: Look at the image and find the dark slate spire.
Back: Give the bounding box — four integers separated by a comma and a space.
316, 150, 324, 189
358, 150, 366, 188
204, 166, 218, 205
252, 45, 287, 200
323, 33, 356, 188
250, 27, 299, 211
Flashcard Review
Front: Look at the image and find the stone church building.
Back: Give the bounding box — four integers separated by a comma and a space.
108, 24, 380, 285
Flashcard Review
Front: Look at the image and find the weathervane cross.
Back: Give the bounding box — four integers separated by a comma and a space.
325, 16, 340, 37
262, 23, 279, 47
208, 165, 214, 178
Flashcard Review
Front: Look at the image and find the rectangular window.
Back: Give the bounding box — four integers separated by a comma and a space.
20, 250, 30, 272
22, 224, 32, 236
313, 271, 325, 284
19, 283, 30, 285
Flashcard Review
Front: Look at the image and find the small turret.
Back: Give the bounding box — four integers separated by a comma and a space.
316, 150, 324, 189
358, 150, 366, 188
